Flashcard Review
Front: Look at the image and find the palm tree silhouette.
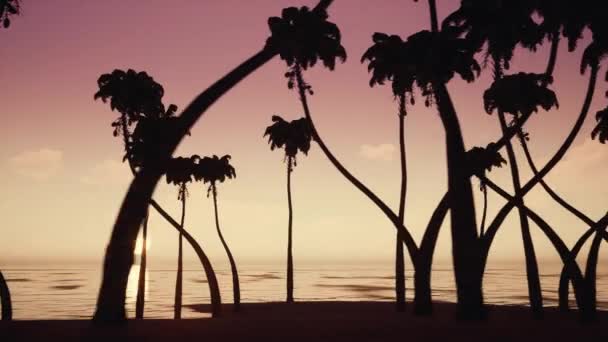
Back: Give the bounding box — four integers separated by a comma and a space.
94, 69, 167, 319
270, 3, 423, 315
194, 155, 240, 311
93, 0, 335, 322
264, 115, 312, 303
94, 69, 221, 320
361, 32, 411, 311
0, 0, 19, 28
165, 156, 196, 319
402, 1, 485, 316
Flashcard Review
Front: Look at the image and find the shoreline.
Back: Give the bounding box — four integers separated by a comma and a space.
2, 301, 608, 341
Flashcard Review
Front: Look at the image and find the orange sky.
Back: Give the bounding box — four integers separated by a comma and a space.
0, 1, 606, 269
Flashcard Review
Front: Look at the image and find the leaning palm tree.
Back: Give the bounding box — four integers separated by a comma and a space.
0, 0, 19, 29
361, 32, 410, 311
165, 156, 196, 319
264, 115, 312, 303
94, 69, 167, 319
93, 0, 335, 322
194, 155, 240, 311
94, 69, 222, 320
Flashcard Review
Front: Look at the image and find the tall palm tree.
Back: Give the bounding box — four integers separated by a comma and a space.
194, 155, 240, 311
93, 0, 335, 322
484, 72, 559, 318
165, 156, 196, 319
361, 32, 410, 311
264, 115, 312, 303
0, 0, 19, 28
445, 0, 549, 318
94, 69, 167, 319
269, 6, 421, 310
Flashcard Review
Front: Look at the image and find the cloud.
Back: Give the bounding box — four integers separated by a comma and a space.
81, 159, 131, 186
359, 143, 395, 161
7, 148, 64, 181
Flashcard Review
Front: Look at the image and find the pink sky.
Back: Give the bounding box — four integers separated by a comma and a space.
0, 1, 606, 269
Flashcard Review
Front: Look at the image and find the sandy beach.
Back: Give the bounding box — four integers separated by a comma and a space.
1, 301, 607, 341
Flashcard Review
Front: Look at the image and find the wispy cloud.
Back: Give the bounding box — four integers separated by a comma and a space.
359, 143, 395, 161
7, 148, 64, 181
81, 159, 131, 185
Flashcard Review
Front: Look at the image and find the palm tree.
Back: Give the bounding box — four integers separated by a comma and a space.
194, 155, 240, 311
93, 0, 335, 322
94, 69, 222, 320
0, 0, 19, 28
445, 0, 551, 318
264, 115, 312, 303
165, 156, 196, 319
361, 32, 410, 311
94, 69, 167, 319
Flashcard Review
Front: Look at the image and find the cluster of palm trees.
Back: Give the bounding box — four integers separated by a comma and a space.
1, 0, 607, 324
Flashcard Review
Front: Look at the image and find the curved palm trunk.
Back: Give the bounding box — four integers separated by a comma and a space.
414, 193, 448, 315
149, 199, 222, 317
211, 183, 241, 311
0, 270, 12, 320
93, 48, 278, 322
480, 186, 487, 236
292, 66, 419, 260
135, 211, 149, 319
286, 157, 295, 303
497, 110, 543, 318
584, 230, 604, 318
395, 94, 407, 312
483, 178, 591, 318
174, 185, 186, 319
480, 65, 598, 276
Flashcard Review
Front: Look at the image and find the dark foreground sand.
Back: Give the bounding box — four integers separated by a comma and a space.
1, 301, 607, 341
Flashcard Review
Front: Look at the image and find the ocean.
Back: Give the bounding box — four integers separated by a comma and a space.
2, 261, 607, 319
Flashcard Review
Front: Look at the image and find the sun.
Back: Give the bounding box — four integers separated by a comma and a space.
134, 235, 152, 256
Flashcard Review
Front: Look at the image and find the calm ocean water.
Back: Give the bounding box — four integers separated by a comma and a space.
2, 261, 607, 320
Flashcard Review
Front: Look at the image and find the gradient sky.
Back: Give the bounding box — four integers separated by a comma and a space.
1, 1, 606, 270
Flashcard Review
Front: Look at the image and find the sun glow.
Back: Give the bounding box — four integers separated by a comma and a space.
134, 235, 152, 256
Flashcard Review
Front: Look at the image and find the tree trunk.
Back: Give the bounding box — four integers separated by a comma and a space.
483, 178, 592, 320
174, 186, 186, 319
212, 183, 241, 311
286, 157, 295, 303
480, 65, 598, 275
497, 108, 543, 318
434, 83, 484, 319
395, 93, 407, 312
135, 210, 149, 319
0, 270, 12, 320
414, 194, 449, 315
149, 199, 222, 317
93, 46, 280, 322
291, 66, 419, 260
584, 230, 603, 319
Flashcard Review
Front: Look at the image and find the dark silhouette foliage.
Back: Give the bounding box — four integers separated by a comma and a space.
592, 106, 608, 144
484, 73, 558, 117
0, 0, 19, 28
264, 115, 312, 163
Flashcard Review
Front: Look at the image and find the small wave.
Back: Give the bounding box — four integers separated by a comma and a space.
246, 273, 282, 280
50, 285, 83, 290
315, 284, 394, 292
6, 278, 31, 282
